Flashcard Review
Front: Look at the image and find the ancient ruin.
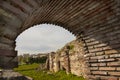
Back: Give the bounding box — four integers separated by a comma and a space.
47, 40, 88, 78
0, 0, 120, 80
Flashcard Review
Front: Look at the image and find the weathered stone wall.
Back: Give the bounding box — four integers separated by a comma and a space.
0, 7, 20, 69
48, 40, 88, 78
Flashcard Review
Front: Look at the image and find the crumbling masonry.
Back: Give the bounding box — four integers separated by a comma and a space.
47, 40, 88, 78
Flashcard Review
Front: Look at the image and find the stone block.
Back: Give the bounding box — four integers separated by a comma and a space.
0, 70, 32, 80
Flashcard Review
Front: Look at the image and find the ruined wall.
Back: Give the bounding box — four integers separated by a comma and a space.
48, 40, 88, 78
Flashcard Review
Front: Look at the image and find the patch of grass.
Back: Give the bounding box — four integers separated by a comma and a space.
14, 64, 85, 80
14, 63, 39, 71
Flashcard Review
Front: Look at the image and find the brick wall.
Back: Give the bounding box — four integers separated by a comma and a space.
81, 0, 120, 79
82, 25, 120, 80
48, 22, 120, 80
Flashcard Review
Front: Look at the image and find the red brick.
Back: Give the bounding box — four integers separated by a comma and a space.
88, 59, 98, 63
92, 71, 107, 75
105, 50, 118, 54
91, 63, 106, 67
117, 67, 120, 71
110, 54, 120, 58
99, 67, 116, 71
89, 48, 103, 53
101, 76, 118, 80
108, 72, 120, 76
90, 55, 104, 59
103, 46, 111, 50
98, 58, 116, 62
107, 62, 120, 66
90, 67, 98, 70
96, 52, 104, 56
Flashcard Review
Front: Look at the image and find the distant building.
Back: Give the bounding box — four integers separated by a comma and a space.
18, 53, 48, 58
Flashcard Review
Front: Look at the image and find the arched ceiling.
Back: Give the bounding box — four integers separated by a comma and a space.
0, 0, 119, 41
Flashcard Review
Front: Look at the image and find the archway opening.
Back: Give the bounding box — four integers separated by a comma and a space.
15, 24, 76, 55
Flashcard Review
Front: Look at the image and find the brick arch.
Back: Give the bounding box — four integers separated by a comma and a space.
0, 0, 120, 79
17, 22, 75, 40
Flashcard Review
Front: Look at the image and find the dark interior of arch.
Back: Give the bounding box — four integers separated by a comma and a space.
0, 0, 120, 80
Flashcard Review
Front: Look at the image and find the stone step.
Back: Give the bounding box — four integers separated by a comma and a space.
0, 70, 33, 80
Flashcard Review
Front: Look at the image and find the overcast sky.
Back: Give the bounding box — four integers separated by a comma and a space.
15, 24, 76, 55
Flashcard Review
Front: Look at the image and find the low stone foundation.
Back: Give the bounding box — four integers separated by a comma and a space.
0, 70, 33, 80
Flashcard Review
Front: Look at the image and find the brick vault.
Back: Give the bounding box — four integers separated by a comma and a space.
0, 0, 120, 80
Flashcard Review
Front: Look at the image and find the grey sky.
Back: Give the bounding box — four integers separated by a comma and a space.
15, 24, 76, 55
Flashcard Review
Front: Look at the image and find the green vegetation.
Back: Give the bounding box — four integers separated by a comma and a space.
14, 64, 85, 80
70, 45, 74, 50
29, 56, 47, 64
68, 45, 74, 50
18, 55, 47, 65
